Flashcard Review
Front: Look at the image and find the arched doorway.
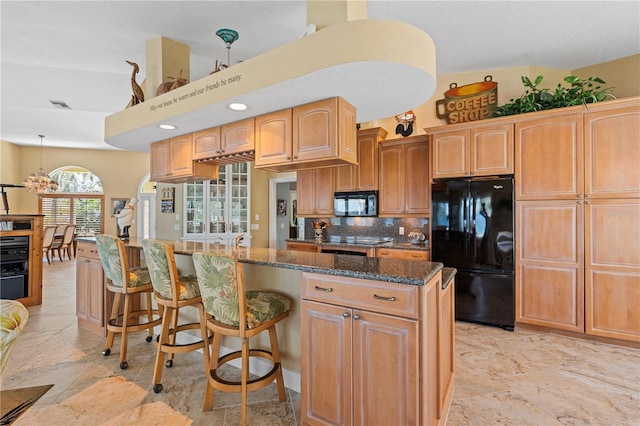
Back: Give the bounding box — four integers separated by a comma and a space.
137, 173, 156, 239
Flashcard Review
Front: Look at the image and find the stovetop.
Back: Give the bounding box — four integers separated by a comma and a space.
326, 236, 394, 246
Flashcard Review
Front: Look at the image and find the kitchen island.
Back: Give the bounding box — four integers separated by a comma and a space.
76, 237, 455, 425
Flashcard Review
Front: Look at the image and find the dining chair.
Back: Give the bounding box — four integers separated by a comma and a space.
192, 252, 291, 425
95, 234, 161, 369
52, 224, 75, 261
141, 239, 212, 394
42, 226, 57, 264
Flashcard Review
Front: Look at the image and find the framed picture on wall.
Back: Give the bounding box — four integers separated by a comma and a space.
111, 198, 128, 217
277, 199, 287, 216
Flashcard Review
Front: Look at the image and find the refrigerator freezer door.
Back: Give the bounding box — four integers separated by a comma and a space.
432, 180, 472, 269
469, 178, 514, 272
455, 270, 515, 330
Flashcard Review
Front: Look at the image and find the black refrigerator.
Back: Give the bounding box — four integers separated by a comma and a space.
431, 177, 514, 330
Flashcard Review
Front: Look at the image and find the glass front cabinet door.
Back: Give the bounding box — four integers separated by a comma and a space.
184, 163, 250, 245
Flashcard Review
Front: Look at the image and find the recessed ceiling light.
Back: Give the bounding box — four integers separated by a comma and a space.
228, 103, 248, 111
158, 124, 177, 130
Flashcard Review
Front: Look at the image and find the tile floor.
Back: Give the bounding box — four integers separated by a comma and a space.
1, 259, 639, 425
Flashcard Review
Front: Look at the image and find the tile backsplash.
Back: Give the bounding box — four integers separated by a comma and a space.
301, 217, 429, 244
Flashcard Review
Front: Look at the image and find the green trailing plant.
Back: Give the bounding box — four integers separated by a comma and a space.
492, 75, 615, 117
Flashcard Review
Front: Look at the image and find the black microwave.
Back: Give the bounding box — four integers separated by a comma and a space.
334, 191, 378, 217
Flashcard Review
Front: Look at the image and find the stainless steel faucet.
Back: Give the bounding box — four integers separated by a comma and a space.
234, 234, 244, 246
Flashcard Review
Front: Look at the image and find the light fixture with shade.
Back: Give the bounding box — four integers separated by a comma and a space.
22, 135, 58, 196
215, 28, 239, 68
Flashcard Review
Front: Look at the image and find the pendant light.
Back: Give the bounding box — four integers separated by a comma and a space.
215, 28, 239, 68
22, 135, 58, 196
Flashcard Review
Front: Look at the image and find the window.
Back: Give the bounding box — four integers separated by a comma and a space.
39, 167, 104, 236
184, 163, 250, 242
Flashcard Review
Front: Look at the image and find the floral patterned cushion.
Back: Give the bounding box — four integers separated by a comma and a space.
142, 239, 200, 300
0, 299, 29, 376
96, 234, 150, 288
192, 252, 291, 329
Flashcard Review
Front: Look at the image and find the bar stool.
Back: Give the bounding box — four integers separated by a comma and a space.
142, 239, 212, 394
95, 234, 161, 369
192, 252, 291, 426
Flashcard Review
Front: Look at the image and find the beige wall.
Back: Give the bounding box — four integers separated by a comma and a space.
362, 55, 639, 137
573, 54, 640, 99
0, 141, 148, 237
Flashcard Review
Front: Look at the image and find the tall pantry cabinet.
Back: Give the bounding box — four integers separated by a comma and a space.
515, 98, 640, 341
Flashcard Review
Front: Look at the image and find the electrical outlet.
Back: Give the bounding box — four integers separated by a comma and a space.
173, 224, 180, 231
255, 214, 260, 221
251, 223, 259, 230
399, 226, 405, 235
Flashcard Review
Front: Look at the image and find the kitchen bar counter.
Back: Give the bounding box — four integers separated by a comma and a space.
76, 236, 454, 424
77, 237, 441, 285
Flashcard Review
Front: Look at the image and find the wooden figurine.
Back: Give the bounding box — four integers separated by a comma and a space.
125, 60, 144, 107
156, 69, 188, 96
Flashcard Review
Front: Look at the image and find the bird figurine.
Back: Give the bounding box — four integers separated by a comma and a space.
125, 60, 144, 107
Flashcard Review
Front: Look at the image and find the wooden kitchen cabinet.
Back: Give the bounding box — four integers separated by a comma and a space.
76, 241, 106, 337
429, 123, 513, 179
379, 135, 430, 217
585, 199, 640, 341
515, 113, 582, 200
301, 271, 449, 426
584, 103, 640, 199
376, 247, 430, 261
193, 119, 255, 161
255, 108, 292, 166
254, 97, 357, 171
515, 98, 640, 341
335, 127, 387, 192
286, 241, 319, 252
150, 135, 218, 183
438, 276, 455, 420
297, 168, 335, 217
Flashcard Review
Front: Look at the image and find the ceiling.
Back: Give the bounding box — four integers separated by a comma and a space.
1, 1, 638, 151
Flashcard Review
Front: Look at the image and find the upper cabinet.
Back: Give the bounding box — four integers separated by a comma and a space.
429, 123, 514, 180
335, 127, 388, 192
584, 103, 640, 199
515, 112, 582, 200
379, 135, 430, 217
255, 97, 358, 172
193, 118, 255, 163
150, 135, 218, 183
297, 168, 335, 217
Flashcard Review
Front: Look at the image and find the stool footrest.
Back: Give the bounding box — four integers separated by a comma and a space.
209, 349, 281, 393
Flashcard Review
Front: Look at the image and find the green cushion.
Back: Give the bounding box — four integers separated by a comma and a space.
96, 234, 150, 288
142, 239, 200, 300
192, 252, 291, 329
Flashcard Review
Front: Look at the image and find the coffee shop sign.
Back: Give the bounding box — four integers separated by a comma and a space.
436, 76, 498, 124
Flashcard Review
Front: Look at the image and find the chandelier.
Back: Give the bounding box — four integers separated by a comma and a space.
22, 135, 58, 196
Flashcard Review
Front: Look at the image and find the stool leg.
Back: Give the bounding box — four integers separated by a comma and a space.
269, 325, 287, 402
198, 304, 211, 376
241, 338, 249, 426
119, 293, 131, 369
203, 331, 222, 411
103, 292, 121, 355
145, 292, 154, 340
153, 305, 172, 392
167, 307, 179, 364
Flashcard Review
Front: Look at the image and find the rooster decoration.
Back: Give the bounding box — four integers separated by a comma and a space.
125, 60, 144, 108
395, 110, 416, 137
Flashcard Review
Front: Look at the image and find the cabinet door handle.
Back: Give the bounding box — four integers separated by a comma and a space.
343, 312, 350, 318
293, 155, 298, 160
374, 294, 396, 302
353, 314, 360, 320
285, 156, 291, 160
315, 285, 333, 292
577, 201, 583, 205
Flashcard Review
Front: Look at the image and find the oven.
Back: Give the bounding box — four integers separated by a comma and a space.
0, 236, 30, 299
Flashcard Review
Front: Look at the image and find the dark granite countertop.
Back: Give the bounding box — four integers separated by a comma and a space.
78, 237, 442, 286
286, 238, 430, 252
442, 267, 456, 289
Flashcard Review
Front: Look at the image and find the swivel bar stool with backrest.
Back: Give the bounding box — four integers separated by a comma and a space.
142, 239, 212, 394
192, 252, 291, 426
95, 234, 162, 369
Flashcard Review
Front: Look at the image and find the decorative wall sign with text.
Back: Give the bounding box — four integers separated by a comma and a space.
436, 75, 498, 124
